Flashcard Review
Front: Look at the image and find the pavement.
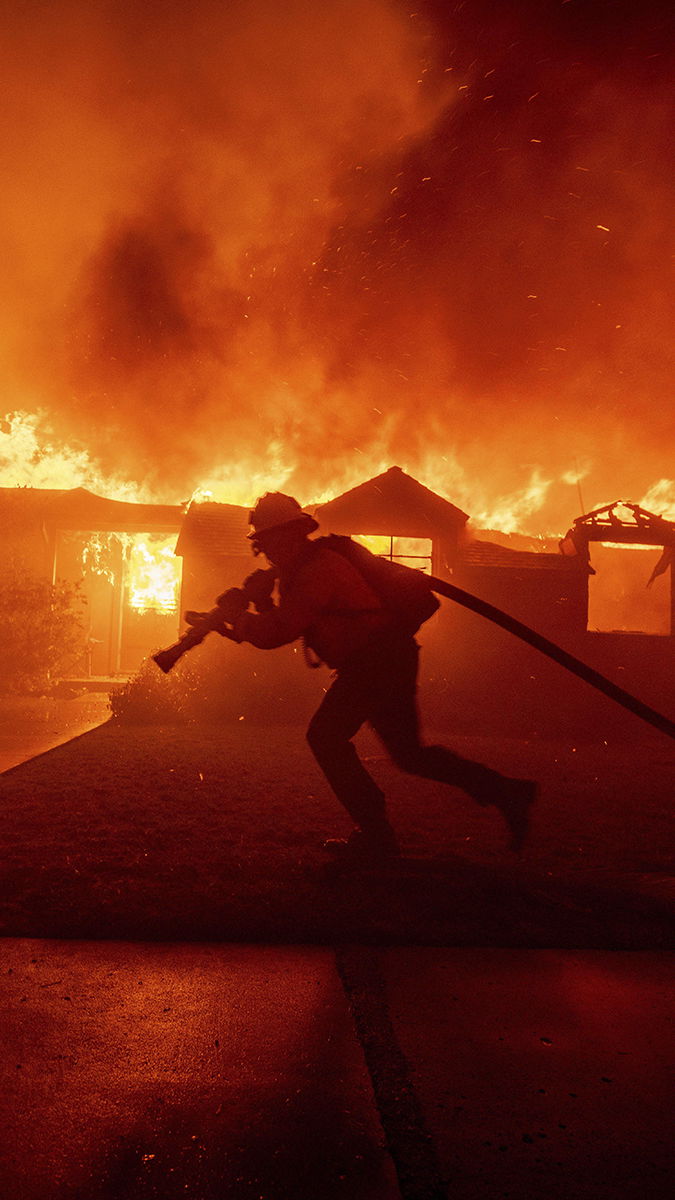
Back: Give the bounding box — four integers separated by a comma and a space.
1, 715, 674, 1198
0, 693, 111, 774
1, 939, 674, 1200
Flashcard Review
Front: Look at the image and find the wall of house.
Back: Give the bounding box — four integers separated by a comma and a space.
416, 600, 673, 741
179, 552, 253, 616
453, 565, 588, 640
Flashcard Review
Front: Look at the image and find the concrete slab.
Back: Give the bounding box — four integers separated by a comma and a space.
0, 695, 110, 774
379, 948, 675, 1199
0, 941, 399, 1200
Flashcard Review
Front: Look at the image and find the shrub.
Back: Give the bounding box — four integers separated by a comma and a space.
109, 654, 206, 724
110, 635, 322, 726
0, 568, 87, 693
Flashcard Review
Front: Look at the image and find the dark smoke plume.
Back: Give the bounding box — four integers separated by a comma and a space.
0, 0, 672, 530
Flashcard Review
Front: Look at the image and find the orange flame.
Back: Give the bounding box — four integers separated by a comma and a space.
0, 411, 156, 501
126, 536, 181, 613
3, 409, 674, 542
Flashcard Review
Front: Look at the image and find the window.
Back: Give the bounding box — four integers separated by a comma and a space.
587, 543, 670, 635
353, 534, 433, 574
126, 534, 182, 614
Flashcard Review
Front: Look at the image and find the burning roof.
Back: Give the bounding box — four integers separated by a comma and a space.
0, 486, 182, 533
316, 466, 469, 538
564, 502, 675, 546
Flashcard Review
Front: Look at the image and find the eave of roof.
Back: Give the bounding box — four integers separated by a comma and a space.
0, 486, 183, 532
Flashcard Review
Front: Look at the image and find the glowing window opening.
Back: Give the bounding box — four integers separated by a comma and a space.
353, 535, 433, 575
587, 542, 670, 635
126, 534, 182, 614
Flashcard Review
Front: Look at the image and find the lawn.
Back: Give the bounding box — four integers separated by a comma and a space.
1, 710, 673, 949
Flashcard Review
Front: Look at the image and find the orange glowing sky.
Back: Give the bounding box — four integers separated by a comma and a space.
0, 0, 673, 532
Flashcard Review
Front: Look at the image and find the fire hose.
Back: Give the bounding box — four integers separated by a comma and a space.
426, 575, 675, 742
153, 576, 675, 741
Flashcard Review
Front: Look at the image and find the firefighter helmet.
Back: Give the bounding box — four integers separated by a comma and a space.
248, 492, 318, 539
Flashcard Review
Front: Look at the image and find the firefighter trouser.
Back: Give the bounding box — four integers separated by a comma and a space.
306, 633, 508, 835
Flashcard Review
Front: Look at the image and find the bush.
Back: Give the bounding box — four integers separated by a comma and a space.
110, 636, 323, 726
0, 568, 87, 693
109, 654, 206, 724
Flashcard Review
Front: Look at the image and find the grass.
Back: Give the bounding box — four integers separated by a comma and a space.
0, 716, 673, 948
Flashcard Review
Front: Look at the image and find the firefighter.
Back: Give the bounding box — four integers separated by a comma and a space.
220, 492, 536, 862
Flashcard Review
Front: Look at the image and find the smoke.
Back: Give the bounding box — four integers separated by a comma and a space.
1, 0, 673, 530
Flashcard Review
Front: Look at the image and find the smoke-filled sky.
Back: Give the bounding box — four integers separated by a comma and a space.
0, 0, 673, 530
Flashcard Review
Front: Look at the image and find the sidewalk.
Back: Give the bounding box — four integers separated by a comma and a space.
0, 694, 111, 774
1, 940, 673, 1199
373, 947, 675, 1199
0, 940, 399, 1200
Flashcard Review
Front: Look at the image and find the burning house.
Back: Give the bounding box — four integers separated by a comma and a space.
0, 1, 671, 704
175, 466, 472, 613
559, 501, 675, 637
174, 467, 673, 734
4, 450, 669, 723
0, 486, 183, 677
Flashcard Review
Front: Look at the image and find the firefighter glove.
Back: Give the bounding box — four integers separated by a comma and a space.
216, 587, 248, 623
242, 568, 276, 612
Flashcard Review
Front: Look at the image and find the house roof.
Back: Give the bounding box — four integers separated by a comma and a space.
459, 540, 580, 572
316, 466, 469, 537
175, 501, 251, 558
568, 501, 675, 546
0, 486, 183, 533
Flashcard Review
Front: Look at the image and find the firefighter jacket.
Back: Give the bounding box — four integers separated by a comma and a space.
231, 543, 396, 669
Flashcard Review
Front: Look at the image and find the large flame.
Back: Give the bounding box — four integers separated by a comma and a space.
3, 408, 674, 539
126, 536, 181, 614
0, 411, 155, 502
0, 3, 672, 536
79, 530, 181, 613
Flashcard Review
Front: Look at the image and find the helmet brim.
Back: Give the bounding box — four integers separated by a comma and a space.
247, 513, 319, 540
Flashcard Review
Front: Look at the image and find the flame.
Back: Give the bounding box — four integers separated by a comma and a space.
189, 439, 293, 508
354, 533, 432, 572
638, 479, 675, 521
0, 411, 156, 502
4, 408, 673, 544
82, 531, 129, 585
126, 535, 181, 614
0, 4, 671, 548
470, 471, 553, 535
79, 530, 181, 611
